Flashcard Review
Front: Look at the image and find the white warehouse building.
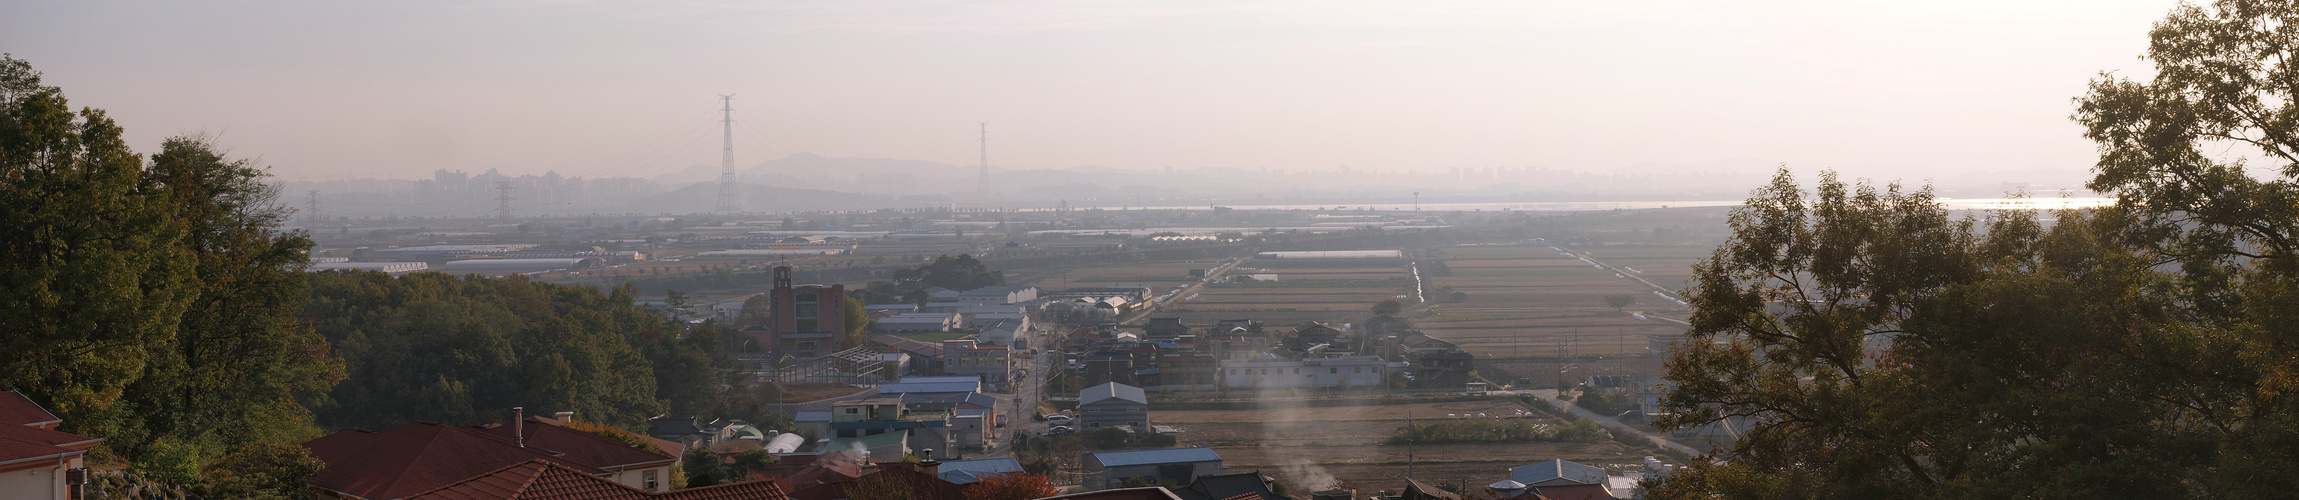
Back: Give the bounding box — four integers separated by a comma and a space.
1219, 356, 1400, 390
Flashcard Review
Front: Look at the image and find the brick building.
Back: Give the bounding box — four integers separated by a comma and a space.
748, 266, 847, 357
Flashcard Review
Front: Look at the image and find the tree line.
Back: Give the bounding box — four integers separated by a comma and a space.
0, 54, 753, 497
1652, 2, 2299, 496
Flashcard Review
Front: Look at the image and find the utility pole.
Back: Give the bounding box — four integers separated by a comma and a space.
306, 190, 321, 223
1413, 191, 1419, 212
976, 122, 990, 205
494, 181, 515, 219
717, 95, 742, 214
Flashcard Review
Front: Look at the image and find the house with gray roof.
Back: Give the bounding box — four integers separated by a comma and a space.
1078, 382, 1150, 432
1084, 447, 1224, 488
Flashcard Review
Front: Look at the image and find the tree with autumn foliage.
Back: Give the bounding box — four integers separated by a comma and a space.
962, 472, 1060, 500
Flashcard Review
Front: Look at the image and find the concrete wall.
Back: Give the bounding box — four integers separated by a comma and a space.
607, 465, 674, 492
1078, 400, 1148, 431
0, 461, 66, 500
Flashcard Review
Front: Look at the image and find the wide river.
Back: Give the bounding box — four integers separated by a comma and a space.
1051, 197, 2116, 212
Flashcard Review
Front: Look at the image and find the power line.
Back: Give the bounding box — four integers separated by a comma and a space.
545, 108, 723, 181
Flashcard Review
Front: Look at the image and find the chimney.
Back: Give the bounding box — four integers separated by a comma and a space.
555, 411, 574, 422
918, 448, 940, 476
512, 407, 526, 448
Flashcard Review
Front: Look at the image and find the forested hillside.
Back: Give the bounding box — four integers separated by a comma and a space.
304, 271, 742, 431
0, 54, 752, 496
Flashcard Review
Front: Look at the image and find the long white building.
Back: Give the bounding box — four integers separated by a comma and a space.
1219, 356, 1400, 390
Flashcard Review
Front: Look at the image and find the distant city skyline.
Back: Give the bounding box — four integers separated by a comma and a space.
6, 0, 2180, 187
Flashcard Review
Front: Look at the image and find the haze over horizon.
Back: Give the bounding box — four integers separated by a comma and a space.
6, 0, 2180, 189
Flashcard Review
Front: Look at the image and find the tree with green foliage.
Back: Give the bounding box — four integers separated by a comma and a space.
0, 53, 198, 442
116, 136, 343, 459
1654, 3, 2299, 497
1, 55, 342, 471
1603, 294, 1634, 312
642, 321, 741, 418
193, 442, 324, 500
892, 254, 1007, 290
682, 447, 721, 487
1370, 298, 1404, 316
735, 293, 772, 329
841, 296, 869, 349
1088, 426, 1131, 449
306, 272, 670, 429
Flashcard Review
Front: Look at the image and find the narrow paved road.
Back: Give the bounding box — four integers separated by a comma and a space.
1527, 389, 1704, 457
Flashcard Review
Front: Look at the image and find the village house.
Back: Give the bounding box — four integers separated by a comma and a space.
1220, 356, 1395, 391
875, 312, 962, 332
826, 396, 954, 460
0, 390, 100, 500
977, 318, 1030, 347
402, 459, 791, 500
1077, 382, 1151, 431
301, 412, 681, 499
1287, 322, 1351, 352
941, 339, 1013, 386
1083, 447, 1226, 489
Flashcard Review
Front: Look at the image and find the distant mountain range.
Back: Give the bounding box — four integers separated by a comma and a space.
636, 153, 1828, 209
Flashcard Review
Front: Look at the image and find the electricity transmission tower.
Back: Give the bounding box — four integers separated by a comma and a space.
976, 122, 988, 206
306, 190, 321, 223
717, 95, 742, 214
494, 181, 515, 219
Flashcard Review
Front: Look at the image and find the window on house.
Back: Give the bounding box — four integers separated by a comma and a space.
1291, 368, 1299, 374
1330, 368, 1338, 374
1089, 422, 1100, 427
845, 408, 858, 414
645, 470, 659, 490
1354, 367, 1363, 373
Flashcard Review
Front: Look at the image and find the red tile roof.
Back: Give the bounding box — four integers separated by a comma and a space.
408, 460, 791, 500
750, 451, 867, 489
0, 391, 61, 428
1039, 487, 1186, 500
468, 417, 678, 471
785, 464, 965, 500
303, 421, 605, 499
0, 390, 97, 468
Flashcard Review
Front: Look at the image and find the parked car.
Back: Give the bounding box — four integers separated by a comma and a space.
1046, 426, 1074, 436
1045, 415, 1073, 425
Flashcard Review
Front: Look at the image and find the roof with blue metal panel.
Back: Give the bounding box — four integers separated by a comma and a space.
1088, 447, 1222, 468
936, 458, 1025, 484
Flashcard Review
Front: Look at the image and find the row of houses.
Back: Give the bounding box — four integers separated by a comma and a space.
793, 376, 1007, 454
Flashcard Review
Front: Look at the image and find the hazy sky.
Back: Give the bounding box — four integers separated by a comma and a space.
5, 0, 2180, 184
